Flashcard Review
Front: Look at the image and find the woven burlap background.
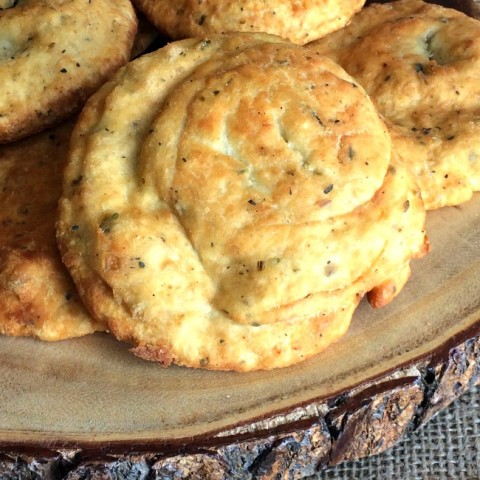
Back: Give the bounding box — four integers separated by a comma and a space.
311, 386, 480, 479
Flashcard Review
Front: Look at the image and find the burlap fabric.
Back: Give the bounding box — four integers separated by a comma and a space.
315, 385, 480, 479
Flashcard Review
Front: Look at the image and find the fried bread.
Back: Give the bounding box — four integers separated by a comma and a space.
57, 34, 428, 371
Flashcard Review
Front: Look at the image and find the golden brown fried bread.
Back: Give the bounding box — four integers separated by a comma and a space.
0, 0, 137, 144
57, 33, 427, 371
0, 121, 103, 340
131, 0, 366, 45
310, 0, 480, 210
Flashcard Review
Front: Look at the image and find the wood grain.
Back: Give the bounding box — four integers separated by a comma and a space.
1, 1, 479, 478
1, 328, 479, 478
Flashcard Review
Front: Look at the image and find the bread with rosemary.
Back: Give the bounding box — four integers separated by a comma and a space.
57, 33, 428, 371
310, 0, 480, 209
0, 121, 103, 340
131, 0, 366, 45
0, 0, 137, 144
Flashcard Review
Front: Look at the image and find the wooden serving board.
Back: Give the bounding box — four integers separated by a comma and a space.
1, 196, 480, 478
1, 1, 480, 479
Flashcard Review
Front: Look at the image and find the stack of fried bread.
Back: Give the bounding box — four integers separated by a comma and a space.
1, 0, 478, 371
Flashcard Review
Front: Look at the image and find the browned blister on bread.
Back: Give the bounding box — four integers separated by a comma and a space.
57, 33, 427, 371
0, 0, 137, 144
0, 121, 103, 340
310, 0, 480, 210
131, 0, 366, 45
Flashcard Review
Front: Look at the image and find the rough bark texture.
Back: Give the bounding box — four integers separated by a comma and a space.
1, 330, 479, 480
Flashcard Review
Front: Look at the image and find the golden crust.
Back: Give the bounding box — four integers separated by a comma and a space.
131, 0, 366, 45
0, 0, 138, 144
57, 33, 427, 371
0, 121, 103, 340
310, 0, 480, 210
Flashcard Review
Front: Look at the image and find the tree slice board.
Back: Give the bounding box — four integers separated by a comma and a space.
1, 1, 480, 478
1, 195, 479, 478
